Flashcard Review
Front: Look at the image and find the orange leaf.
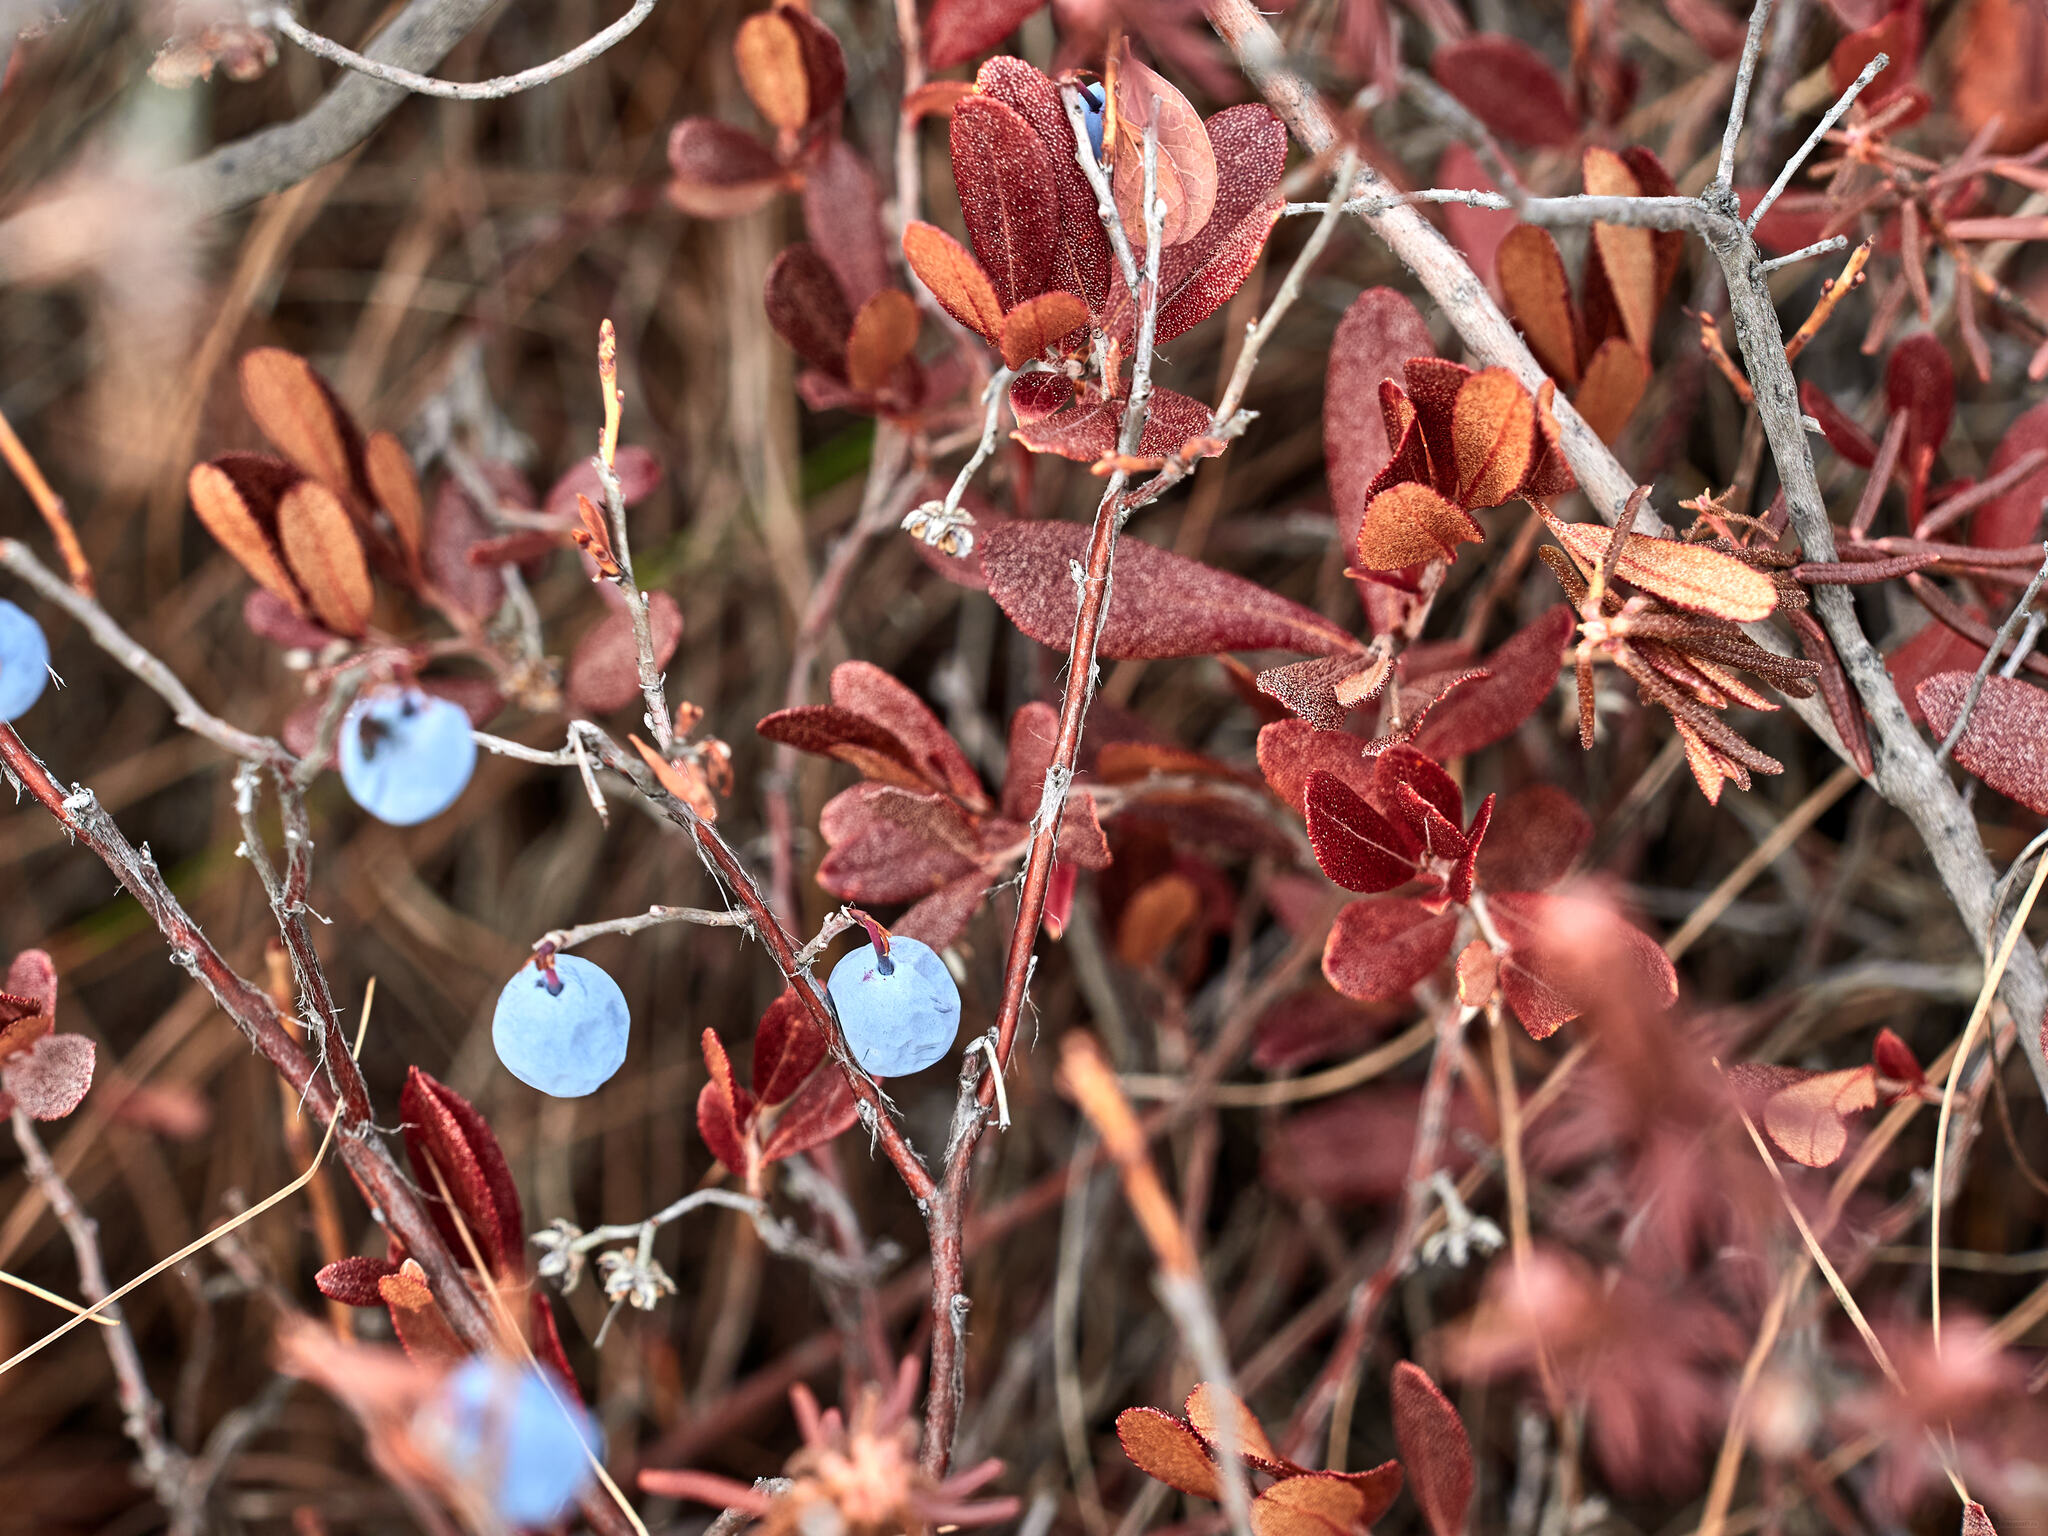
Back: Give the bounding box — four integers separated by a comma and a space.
187, 461, 306, 613
1112, 49, 1218, 248
363, 430, 423, 561
631, 734, 720, 823
1674, 719, 1730, 803
239, 349, 359, 505
1115, 874, 1201, 969
1546, 514, 1777, 621
902, 221, 1004, 341
734, 9, 808, 130
1356, 482, 1484, 570
377, 1260, 465, 1363
1497, 225, 1578, 387
1571, 336, 1648, 444
1000, 290, 1089, 369
846, 290, 921, 391
1450, 366, 1535, 510
1455, 939, 1498, 1006
1583, 148, 1657, 355
1116, 1407, 1222, 1500
277, 480, 371, 636
1184, 1383, 1285, 1470
1764, 1065, 1877, 1166
1250, 1474, 1369, 1536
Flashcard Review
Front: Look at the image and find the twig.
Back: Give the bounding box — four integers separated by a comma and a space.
1747, 53, 1889, 232
592, 320, 673, 753
1937, 545, 2048, 761
0, 406, 91, 594
535, 905, 752, 954
1759, 235, 1849, 272
258, 0, 658, 101
1711, 0, 1776, 204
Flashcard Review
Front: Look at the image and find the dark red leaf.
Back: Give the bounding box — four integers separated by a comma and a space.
1972, 399, 2048, 548
802, 140, 893, 309
1886, 334, 1955, 468
543, 447, 664, 522
980, 520, 1359, 659
1801, 380, 1878, 467
830, 660, 987, 809
1265, 1084, 1482, 1203
1305, 771, 1420, 893
764, 243, 853, 376
1001, 701, 1060, 821
1887, 609, 1989, 725
976, 56, 1113, 312
565, 591, 683, 717
1254, 653, 1390, 732
896, 873, 991, 949
697, 1028, 754, 1173
1872, 1027, 1925, 1092
1916, 673, 2048, 814
1473, 785, 1590, 893
757, 704, 931, 790
1010, 383, 1217, 462
1326, 288, 1437, 546
759, 1062, 860, 1163
400, 1067, 523, 1276
1323, 896, 1457, 1001
817, 784, 983, 903
315, 1255, 400, 1307
426, 476, 507, 620
752, 989, 826, 1106
1411, 606, 1573, 759
667, 119, 786, 218
1391, 1361, 1475, 1536
1431, 36, 1579, 148
950, 93, 1058, 311
924, 0, 1043, 68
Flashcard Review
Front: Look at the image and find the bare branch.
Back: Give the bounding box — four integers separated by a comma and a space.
260, 0, 657, 101
1713, 0, 1777, 204
1748, 51, 1889, 232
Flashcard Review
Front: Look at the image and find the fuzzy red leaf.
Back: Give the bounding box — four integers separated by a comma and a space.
751, 990, 826, 1107
1412, 606, 1573, 759
999, 290, 1088, 368
903, 221, 1004, 341
924, 0, 1043, 69
1254, 653, 1391, 733
565, 591, 682, 717
1451, 366, 1536, 509
1916, 673, 2048, 814
1474, 785, 1590, 893
1392, 1362, 1474, 1536
400, 1067, 523, 1276
950, 93, 1058, 310
1323, 897, 1459, 1000
897, 873, 992, 949
1498, 225, 1578, 386
1304, 771, 1420, 893
802, 140, 893, 308
697, 1029, 754, 1172
1886, 333, 1954, 468
315, 1255, 400, 1307
1547, 515, 1777, 621
1356, 482, 1484, 570
1971, 399, 2048, 548
817, 784, 983, 902
976, 57, 1113, 312
1, 1033, 93, 1120
667, 119, 786, 217
981, 520, 1357, 659
759, 1060, 859, 1163
831, 660, 987, 808
1326, 287, 1437, 539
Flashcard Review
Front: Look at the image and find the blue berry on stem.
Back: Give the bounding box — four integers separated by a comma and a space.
425, 1357, 601, 1528
492, 953, 631, 1097
0, 599, 51, 723
338, 686, 477, 826
826, 921, 961, 1078
1081, 79, 1107, 160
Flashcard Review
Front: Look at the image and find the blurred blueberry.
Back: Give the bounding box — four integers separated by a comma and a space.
338, 686, 476, 826
827, 936, 961, 1077
492, 954, 631, 1097
1082, 79, 1107, 160
429, 1357, 601, 1528
0, 599, 50, 723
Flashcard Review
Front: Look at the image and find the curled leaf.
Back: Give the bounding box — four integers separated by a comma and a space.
1112, 49, 1218, 248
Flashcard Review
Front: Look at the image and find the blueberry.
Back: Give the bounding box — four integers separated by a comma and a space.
337, 686, 477, 826
1081, 79, 1107, 160
426, 1357, 601, 1528
0, 599, 50, 723
492, 954, 631, 1097
826, 936, 961, 1077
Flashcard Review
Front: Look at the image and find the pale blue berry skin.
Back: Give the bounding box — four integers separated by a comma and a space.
433, 1357, 601, 1528
0, 599, 50, 723
492, 955, 630, 1097
338, 687, 477, 826
1082, 81, 1107, 160
827, 937, 961, 1077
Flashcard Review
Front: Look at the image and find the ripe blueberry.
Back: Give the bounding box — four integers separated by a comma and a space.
424, 1357, 601, 1528
0, 599, 50, 723
826, 935, 961, 1077
338, 686, 477, 826
492, 954, 631, 1098
1081, 79, 1107, 160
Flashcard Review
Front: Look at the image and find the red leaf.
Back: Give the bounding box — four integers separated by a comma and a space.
1304, 772, 1420, 893
697, 1029, 754, 1173
817, 784, 984, 902
1254, 653, 1390, 732
1916, 673, 2048, 814
752, 990, 827, 1106
1010, 383, 1217, 462
426, 475, 507, 620
950, 93, 1059, 310
1474, 785, 1590, 893
1438, 143, 1514, 295
831, 660, 988, 809
896, 873, 992, 949
667, 119, 786, 218
1151, 199, 1281, 344
1323, 897, 1458, 1001
1873, 1027, 1925, 1092
1112, 49, 1217, 249
1252, 986, 1406, 1071
1763, 1064, 1878, 1166
1886, 333, 1954, 468
379, 1262, 465, 1363
757, 704, 930, 791
1801, 380, 1878, 466
758, 1061, 859, 1163
565, 591, 682, 717
1972, 399, 2048, 548
764, 243, 853, 375
976, 56, 1113, 312
1184, 1382, 1290, 1472
1, 1033, 93, 1120
1430, 36, 1578, 148
400, 1067, 523, 1276
1488, 890, 1676, 1039
802, 140, 893, 309
1326, 288, 1437, 542
980, 520, 1359, 659
1391, 1361, 1475, 1536
1249, 1470, 1383, 1536
1266, 1085, 1481, 1203
1412, 606, 1573, 759
1451, 367, 1536, 509
1000, 700, 1060, 820
315, 1255, 399, 1307
1546, 515, 1778, 621
1375, 745, 1464, 836
1887, 609, 1988, 726
924, 0, 1043, 70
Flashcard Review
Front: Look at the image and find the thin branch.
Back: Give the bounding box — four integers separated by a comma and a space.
535, 904, 753, 954
1747, 52, 1889, 231
1713, 0, 1777, 204
1759, 234, 1850, 272
0, 407, 90, 594
259, 0, 657, 100
1937, 545, 2048, 761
